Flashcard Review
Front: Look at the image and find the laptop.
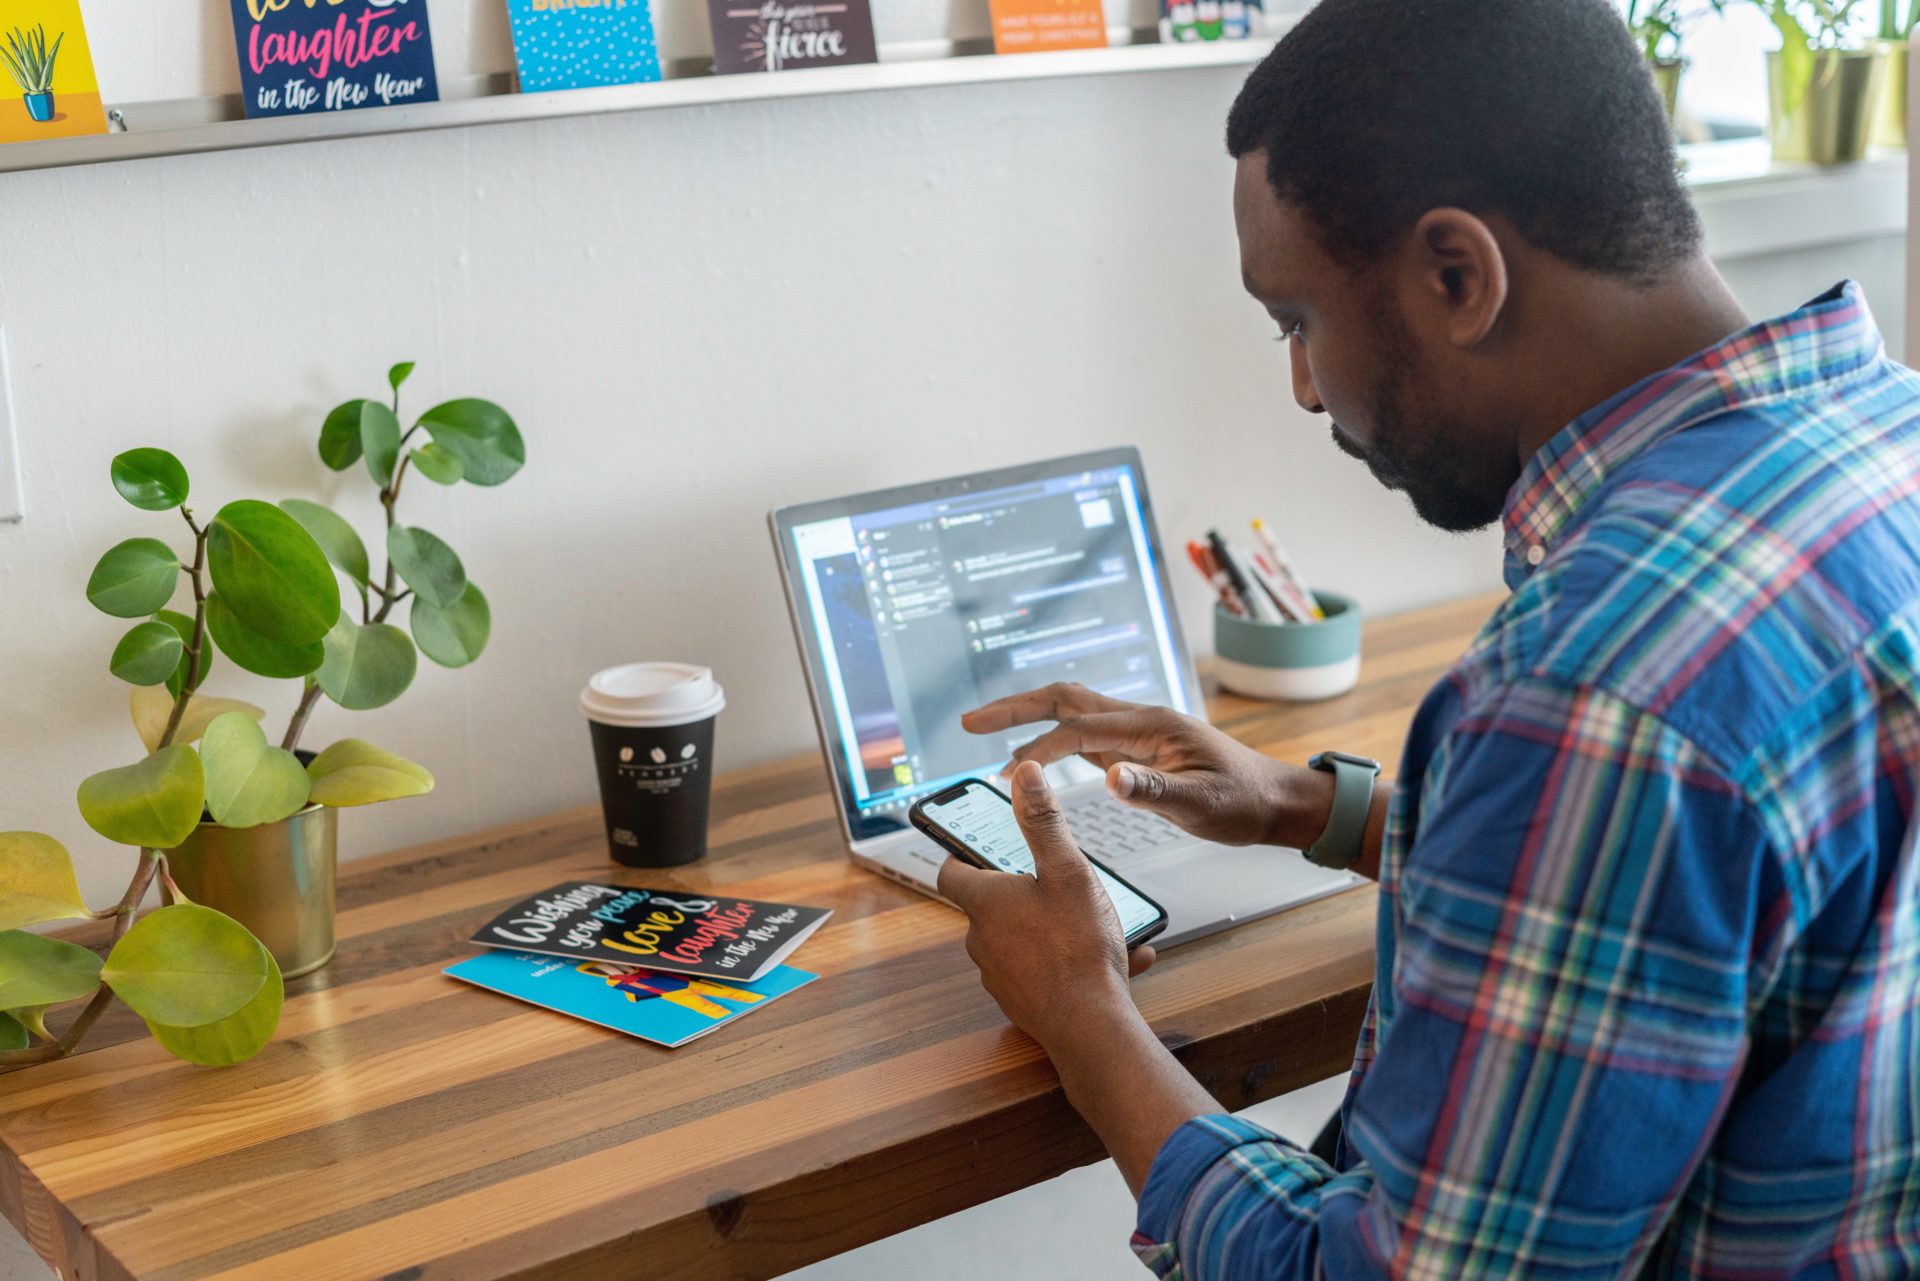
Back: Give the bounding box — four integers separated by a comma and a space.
768, 447, 1362, 948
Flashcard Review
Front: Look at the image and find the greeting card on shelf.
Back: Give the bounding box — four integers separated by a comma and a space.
0, 0, 107, 144
227, 0, 440, 119
987, 0, 1108, 53
505, 0, 661, 94
706, 0, 877, 75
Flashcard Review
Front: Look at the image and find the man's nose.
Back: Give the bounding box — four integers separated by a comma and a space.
1290, 339, 1325, 415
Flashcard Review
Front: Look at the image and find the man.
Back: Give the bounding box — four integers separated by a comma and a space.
937, 0, 1920, 1276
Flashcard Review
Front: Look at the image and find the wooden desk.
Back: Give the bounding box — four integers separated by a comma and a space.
0, 593, 1498, 1281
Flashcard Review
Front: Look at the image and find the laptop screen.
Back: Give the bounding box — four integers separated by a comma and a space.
775, 449, 1199, 841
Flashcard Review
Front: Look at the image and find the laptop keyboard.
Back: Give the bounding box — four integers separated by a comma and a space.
1062, 795, 1188, 865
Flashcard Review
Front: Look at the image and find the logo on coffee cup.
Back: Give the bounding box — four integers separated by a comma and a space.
620, 747, 634, 763
650, 746, 668, 764
680, 743, 697, 759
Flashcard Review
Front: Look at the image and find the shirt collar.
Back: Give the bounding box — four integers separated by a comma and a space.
1499, 280, 1884, 588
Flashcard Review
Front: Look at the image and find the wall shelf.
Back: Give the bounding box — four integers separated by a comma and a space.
0, 32, 1280, 177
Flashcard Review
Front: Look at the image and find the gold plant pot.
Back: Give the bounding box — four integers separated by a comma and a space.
1650, 56, 1686, 128
1768, 47, 1889, 166
167, 804, 338, 979
1872, 39, 1907, 149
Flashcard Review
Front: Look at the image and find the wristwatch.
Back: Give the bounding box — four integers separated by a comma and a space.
1304, 750, 1381, 870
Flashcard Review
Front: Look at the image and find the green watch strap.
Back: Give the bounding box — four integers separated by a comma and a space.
1304, 750, 1380, 871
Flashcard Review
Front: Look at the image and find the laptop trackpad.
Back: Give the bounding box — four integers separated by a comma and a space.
1136, 844, 1352, 948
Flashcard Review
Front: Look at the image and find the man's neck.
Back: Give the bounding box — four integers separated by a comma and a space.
1509, 255, 1750, 465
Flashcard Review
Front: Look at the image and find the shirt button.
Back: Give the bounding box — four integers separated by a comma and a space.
1526, 545, 1546, 566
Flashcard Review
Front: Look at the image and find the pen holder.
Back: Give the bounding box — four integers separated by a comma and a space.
1213, 592, 1362, 702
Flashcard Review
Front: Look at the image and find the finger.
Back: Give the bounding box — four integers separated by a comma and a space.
1009, 760, 1093, 884
1007, 711, 1166, 771
1127, 945, 1156, 977
961, 682, 1135, 734
935, 852, 994, 911
1107, 761, 1216, 828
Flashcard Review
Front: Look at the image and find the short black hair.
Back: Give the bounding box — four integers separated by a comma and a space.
1226, 0, 1702, 282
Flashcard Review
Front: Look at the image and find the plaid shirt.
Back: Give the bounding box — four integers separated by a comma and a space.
1132, 282, 1920, 1280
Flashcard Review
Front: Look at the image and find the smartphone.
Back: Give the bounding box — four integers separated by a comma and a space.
909, 778, 1170, 949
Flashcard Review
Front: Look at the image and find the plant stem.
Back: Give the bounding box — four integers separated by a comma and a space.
282, 679, 322, 753
156, 510, 211, 752
0, 852, 161, 1069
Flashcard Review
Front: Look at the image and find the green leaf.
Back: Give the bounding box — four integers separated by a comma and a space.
155, 609, 211, 700
207, 500, 341, 645
410, 582, 491, 668
278, 498, 370, 588
206, 591, 325, 679
306, 739, 435, 807
201, 712, 312, 828
409, 443, 463, 486
8, 1004, 51, 1042
1771, 0, 1817, 115
110, 620, 186, 687
0, 832, 91, 932
417, 399, 525, 487
317, 610, 417, 711
361, 401, 402, 489
100, 904, 267, 1028
0, 931, 103, 1012
318, 399, 370, 471
110, 448, 190, 512
388, 361, 416, 392
86, 539, 181, 618
132, 687, 263, 754
76, 746, 206, 849
387, 526, 467, 609
0, 1012, 26, 1052
147, 945, 282, 1066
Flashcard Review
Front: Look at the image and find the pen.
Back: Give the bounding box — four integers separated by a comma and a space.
1252, 519, 1324, 620
1245, 551, 1315, 623
1208, 531, 1276, 622
1189, 540, 1248, 617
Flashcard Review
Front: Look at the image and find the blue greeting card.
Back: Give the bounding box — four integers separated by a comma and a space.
227, 0, 440, 118
445, 949, 816, 1047
503, 0, 661, 94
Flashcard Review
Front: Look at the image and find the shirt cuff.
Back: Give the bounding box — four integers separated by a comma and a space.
1135, 1114, 1290, 1246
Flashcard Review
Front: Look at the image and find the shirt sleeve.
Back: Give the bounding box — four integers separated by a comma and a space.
1131, 677, 1772, 1281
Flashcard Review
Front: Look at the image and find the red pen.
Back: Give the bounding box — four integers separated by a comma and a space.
1188, 540, 1248, 616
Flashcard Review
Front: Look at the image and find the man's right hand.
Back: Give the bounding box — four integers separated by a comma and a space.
960, 683, 1339, 851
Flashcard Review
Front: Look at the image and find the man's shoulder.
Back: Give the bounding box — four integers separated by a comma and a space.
1515, 376, 1920, 767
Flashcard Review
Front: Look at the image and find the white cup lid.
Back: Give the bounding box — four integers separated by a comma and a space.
580, 663, 726, 728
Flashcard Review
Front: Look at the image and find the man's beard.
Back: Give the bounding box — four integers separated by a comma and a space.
1329, 310, 1515, 534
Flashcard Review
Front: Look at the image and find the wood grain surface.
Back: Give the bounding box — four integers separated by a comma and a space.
0, 593, 1500, 1281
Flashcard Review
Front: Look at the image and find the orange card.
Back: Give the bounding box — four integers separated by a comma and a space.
987, 0, 1108, 54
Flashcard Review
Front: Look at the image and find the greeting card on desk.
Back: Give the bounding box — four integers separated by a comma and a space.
987, 0, 1108, 53
471, 881, 831, 982
0, 0, 108, 143
706, 0, 876, 75
504, 0, 661, 94
227, 0, 439, 119
446, 949, 817, 1048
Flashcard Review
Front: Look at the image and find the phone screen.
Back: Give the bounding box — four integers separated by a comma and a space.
920, 781, 1164, 942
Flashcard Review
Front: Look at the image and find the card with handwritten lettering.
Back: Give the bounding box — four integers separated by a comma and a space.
504, 0, 661, 94
987, 0, 1108, 53
469, 881, 831, 982
706, 0, 876, 75
0, 0, 108, 143
445, 949, 818, 1048
227, 0, 440, 119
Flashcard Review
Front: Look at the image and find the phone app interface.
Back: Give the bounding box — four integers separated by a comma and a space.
923, 783, 1161, 940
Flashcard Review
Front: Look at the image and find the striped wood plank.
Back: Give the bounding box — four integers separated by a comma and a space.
0, 593, 1500, 1281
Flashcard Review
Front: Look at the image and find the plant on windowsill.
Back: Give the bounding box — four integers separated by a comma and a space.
1873, 0, 1917, 145
1626, 0, 1726, 125
1756, 0, 1888, 164
0, 362, 525, 1070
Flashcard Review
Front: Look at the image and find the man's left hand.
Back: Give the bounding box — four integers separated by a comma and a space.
937, 760, 1155, 1051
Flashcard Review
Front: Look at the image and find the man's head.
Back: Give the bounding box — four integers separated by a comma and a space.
1227, 0, 1704, 532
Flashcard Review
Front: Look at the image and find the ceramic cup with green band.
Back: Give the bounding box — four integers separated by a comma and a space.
1213, 592, 1362, 702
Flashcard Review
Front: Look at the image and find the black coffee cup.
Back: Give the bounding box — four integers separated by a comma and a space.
580, 663, 726, 867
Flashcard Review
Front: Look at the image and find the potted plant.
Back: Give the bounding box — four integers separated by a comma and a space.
1, 23, 62, 123
1759, 0, 1888, 164
0, 363, 524, 1070
1874, 0, 1916, 145
1627, 1, 1725, 125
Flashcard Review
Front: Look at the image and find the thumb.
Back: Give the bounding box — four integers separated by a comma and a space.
1108, 761, 1210, 824
1009, 761, 1086, 883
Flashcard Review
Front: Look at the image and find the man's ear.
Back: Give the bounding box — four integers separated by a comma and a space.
1408, 208, 1509, 349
